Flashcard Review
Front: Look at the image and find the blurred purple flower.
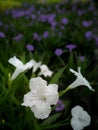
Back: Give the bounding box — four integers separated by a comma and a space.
0, 32, 6, 38
31, 14, 36, 20
33, 33, 41, 42
26, 44, 34, 51
94, 35, 98, 46
47, 14, 56, 23
85, 31, 92, 40
0, 21, 3, 26
82, 20, 92, 27
65, 44, 76, 52
12, 10, 25, 18
60, 25, 64, 30
61, 18, 68, 25
58, 32, 63, 37
79, 55, 85, 62
51, 20, 57, 27
12, 34, 23, 41
55, 100, 65, 112
55, 48, 63, 56
77, 10, 83, 16
43, 31, 49, 38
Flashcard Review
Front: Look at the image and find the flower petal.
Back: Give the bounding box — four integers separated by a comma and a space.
71, 117, 84, 130
8, 56, 23, 67
29, 77, 47, 91
45, 84, 59, 105
39, 64, 53, 77
31, 101, 51, 119
30, 59, 42, 72
71, 105, 91, 130
11, 68, 23, 80
69, 67, 95, 91
21, 91, 37, 107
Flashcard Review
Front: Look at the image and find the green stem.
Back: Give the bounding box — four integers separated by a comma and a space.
32, 116, 41, 130
59, 86, 70, 96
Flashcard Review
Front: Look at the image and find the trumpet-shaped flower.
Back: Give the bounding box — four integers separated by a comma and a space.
8, 56, 33, 80
68, 67, 94, 91
30, 59, 42, 73
38, 64, 53, 77
22, 77, 59, 119
71, 105, 91, 130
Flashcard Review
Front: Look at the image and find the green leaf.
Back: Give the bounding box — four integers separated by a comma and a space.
49, 66, 66, 84
0, 62, 8, 76
41, 113, 62, 126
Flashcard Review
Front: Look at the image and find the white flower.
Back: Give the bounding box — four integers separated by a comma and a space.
71, 105, 91, 130
68, 67, 94, 91
21, 77, 59, 119
30, 59, 42, 73
38, 64, 53, 77
8, 56, 33, 80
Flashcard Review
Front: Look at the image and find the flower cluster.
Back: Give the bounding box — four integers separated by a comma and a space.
8, 56, 95, 130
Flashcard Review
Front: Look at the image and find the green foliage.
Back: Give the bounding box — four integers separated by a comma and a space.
0, 1, 98, 130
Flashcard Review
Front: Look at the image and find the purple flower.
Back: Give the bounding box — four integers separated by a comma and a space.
47, 14, 56, 23
79, 55, 85, 62
26, 44, 34, 51
12, 10, 26, 19
77, 10, 83, 16
55, 100, 65, 112
0, 32, 6, 38
31, 14, 36, 20
60, 25, 64, 30
65, 44, 76, 52
0, 21, 3, 26
50, 20, 57, 27
82, 20, 92, 27
33, 33, 41, 42
55, 48, 63, 56
61, 18, 68, 25
58, 32, 63, 37
85, 31, 92, 40
43, 31, 49, 38
94, 35, 98, 46
12, 34, 23, 41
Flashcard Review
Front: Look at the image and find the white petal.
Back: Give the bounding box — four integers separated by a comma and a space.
71, 105, 91, 130
69, 67, 94, 91
78, 110, 91, 127
11, 68, 23, 80
31, 59, 42, 72
8, 56, 23, 68
23, 60, 33, 70
71, 105, 83, 118
29, 77, 47, 91
21, 91, 37, 107
71, 118, 84, 130
45, 84, 59, 105
31, 101, 51, 119
39, 64, 53, 77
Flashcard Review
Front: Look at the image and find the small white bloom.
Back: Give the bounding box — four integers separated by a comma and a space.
22, 77, 59, 119
30, 59, 42, 73
71, 105, 91, 130
8, 56, 33, 80
38, 64, 53, 77
69, 67, 94, 91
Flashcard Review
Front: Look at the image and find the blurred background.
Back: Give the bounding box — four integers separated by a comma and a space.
0, 0, 98, 130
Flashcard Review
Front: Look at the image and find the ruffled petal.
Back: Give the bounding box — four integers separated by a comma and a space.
29, 77, 47, 91
45, 84, 59, 105
31, 101, 51, 119
21, 91, 37, 107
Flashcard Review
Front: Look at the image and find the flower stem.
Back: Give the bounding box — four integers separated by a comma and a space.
32, 116, 41, 130
59, 86, 70, 96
